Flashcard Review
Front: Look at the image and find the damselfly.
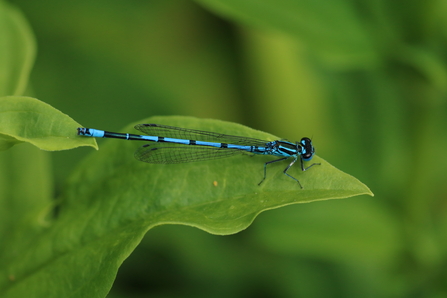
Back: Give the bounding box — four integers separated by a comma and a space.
77, 124, 320, 188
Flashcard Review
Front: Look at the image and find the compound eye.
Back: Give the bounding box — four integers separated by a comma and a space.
301, 137, 311, 145
302, 152, 312, 160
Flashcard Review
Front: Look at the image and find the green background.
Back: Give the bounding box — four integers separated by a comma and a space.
2, 0, 447, 297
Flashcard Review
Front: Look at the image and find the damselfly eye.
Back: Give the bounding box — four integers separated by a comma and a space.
302, 152, 312, 159
301, 137, 312, 145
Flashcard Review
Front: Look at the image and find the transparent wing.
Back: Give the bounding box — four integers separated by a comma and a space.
134, 144, 244, 164
134, 124, 268, 146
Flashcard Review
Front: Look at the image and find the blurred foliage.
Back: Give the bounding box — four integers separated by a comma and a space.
2, 0, 447, 297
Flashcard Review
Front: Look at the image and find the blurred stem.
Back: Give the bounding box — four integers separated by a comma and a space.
395, 59, 447, 287
239, 27, 331, 143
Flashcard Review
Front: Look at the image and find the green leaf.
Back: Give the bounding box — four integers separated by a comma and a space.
195, 0, 378, 68
0, 144, 53, 284
0, 116, 371, 297
0, 96, 97, 151
0, 2, 36, 96
68, 116, 372, 235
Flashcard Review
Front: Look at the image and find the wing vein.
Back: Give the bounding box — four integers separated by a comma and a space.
135, 144, 244, 164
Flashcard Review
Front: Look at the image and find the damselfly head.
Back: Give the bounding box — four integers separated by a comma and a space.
300, 137, 315, 161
